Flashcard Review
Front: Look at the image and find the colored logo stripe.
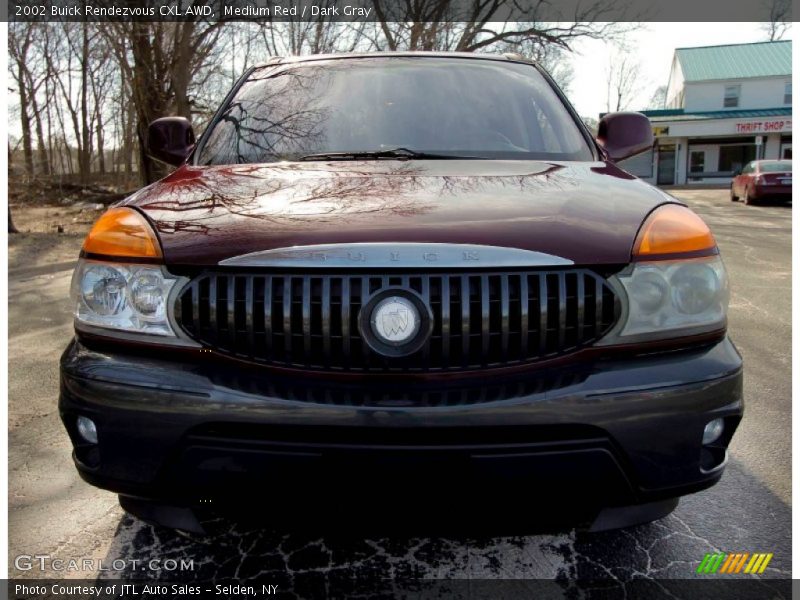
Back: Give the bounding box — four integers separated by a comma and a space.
745, 553, 773, 574
698, 552, 773, 575
697, 553, 726, 573
734, 553, 750, 573
719, 553, 739, 573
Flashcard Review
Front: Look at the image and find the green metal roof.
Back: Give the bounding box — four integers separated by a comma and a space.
675, 41, 792, 82
641, 107, 792, 122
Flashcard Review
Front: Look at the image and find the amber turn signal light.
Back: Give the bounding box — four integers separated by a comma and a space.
634, 204, 716, 258
82, 207, 162, 258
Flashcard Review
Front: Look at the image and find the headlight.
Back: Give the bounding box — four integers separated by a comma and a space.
601, 256, 729, 344
71, 207, 196, 345
71, 259, 182, 337
598, 202, 728, 344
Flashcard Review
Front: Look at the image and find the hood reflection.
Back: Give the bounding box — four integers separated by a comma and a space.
122, 159, 666, 266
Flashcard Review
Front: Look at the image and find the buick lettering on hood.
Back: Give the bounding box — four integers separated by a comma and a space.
59, 53, 742, 533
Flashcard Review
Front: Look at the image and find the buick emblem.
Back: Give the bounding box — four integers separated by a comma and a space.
372, 297, 419, 344
358, 289, 433, 357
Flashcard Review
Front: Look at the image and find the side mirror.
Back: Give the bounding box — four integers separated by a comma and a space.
147, 117, 195, 166
596, 112, 654, 162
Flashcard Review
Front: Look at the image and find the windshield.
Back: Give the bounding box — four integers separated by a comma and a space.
760, 160, 792, 172
197, 57, 594, 164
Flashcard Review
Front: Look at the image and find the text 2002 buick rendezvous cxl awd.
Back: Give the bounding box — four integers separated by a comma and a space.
60, 53, 742, 533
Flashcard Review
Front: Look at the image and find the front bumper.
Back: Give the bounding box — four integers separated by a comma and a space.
60, 337, 743, 510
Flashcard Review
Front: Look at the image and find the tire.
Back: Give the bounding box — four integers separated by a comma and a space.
744, 187, 757, 206
730, 185, 738, 201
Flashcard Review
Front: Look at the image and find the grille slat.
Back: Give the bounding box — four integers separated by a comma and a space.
576, 274, 585, 336
341, 278, 351, 365
480, 274, 490, 358
176, 269, 619, 373
420, 276, 431, 366
208, 276, 218, 343
263, 276, 273, 356
595, 276, 604, 338
245, 276, 254, 356
321, 277, 332, 362
441, 275, 451, 366
538, 275, 548, 354
190, 279, 200, 332
227, 275, 236, 348
302, 277, 312, 362
283, 277, 292, 358
519, 274, 529, 357
461, 275, 470, 366
557, 272, 567, 349
500, 274, 510, 360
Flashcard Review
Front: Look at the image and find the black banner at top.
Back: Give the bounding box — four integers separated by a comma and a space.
5, 0, 795, 22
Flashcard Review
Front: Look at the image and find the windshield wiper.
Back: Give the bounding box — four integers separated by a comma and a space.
298, 147, 481, 161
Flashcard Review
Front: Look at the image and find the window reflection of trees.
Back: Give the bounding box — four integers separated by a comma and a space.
201, 67, 333, 165
198, 59, 593, 165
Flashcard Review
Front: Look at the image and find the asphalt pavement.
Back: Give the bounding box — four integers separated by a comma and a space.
8, 189, 791, 590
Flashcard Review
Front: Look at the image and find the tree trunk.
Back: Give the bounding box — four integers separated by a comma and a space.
30, 93, 50, 176
124, 98, 134, 175
8, 207, 19, 234
171, 23, 194, 119
79, 21, 92, 182
16, 61, 34, 178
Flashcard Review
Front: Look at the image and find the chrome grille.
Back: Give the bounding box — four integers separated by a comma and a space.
174, 270, 620, 372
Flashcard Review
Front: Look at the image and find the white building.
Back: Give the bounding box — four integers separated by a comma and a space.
620, 40, 792, 186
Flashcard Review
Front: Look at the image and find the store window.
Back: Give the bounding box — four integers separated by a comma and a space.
784, 82, 792, 105
724, 85, 740, 108
719, 144, 756, 173
690, 151, 706, 173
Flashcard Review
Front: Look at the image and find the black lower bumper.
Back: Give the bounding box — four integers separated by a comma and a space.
59, 338, 743, 516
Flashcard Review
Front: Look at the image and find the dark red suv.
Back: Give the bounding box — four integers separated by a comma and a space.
60, 53, 742, 533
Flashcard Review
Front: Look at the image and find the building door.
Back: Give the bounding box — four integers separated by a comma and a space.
657, 145, 676, 185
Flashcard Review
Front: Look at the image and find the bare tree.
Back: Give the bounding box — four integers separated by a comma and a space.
369, 0, 639, 52
8, 13, 642, 193
8, 24, 35, 178
101, 22, 226, 183
761, 0, 791, 41
259, 20, 366, 56
606, 51, 642, 112
647, 85, 668, 110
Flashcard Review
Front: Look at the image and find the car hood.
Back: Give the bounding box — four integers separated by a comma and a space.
120, 160, 678, 267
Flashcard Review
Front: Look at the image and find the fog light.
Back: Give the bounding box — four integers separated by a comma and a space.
702, 418, 724, 445
76, 416, 98, 444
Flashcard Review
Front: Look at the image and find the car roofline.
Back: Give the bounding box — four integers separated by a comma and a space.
254, 51, 537, 69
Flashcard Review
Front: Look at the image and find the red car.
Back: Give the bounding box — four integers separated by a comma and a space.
731, 159, 792, 205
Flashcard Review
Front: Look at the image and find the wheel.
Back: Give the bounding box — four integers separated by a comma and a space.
744, 187, 757, 206
730, 185, 738, 201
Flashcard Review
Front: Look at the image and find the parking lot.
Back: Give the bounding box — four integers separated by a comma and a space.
8, 189, 791, 587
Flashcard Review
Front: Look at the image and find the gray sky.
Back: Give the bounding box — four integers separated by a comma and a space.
565, 22, 793, 119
